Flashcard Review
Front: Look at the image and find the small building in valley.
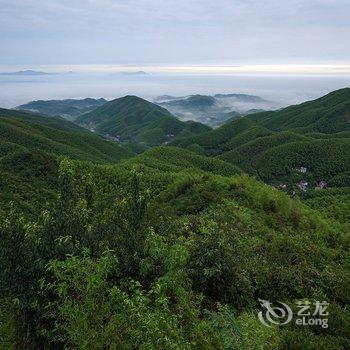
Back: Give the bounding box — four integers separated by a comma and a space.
296, 166, 307, 173
297, 181, 309, 192
316, 181, 327, 189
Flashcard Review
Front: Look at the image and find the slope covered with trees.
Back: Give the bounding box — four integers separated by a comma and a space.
0, 150, 349, 349
125, 146, 242, 176
16, 98, 107, 121
247, 87, 350, 133
171, 88, 350, 189
0, 88, 349, 349
0, 108, 132, 163
77, 95, 211, 146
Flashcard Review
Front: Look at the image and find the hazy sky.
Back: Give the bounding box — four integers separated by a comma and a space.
1, 0, 350, 69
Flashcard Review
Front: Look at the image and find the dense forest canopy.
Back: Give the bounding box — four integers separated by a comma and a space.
76, 96, 211, 146
0, 88, 349, 349
16, 98, 108, 121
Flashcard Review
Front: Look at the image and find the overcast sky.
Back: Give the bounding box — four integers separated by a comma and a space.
0, 0, 349, 69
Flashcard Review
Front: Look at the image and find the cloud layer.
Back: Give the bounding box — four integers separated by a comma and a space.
0, 0, 349, 65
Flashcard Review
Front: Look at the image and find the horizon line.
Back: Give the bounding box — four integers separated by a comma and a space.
1, 64, 350, 75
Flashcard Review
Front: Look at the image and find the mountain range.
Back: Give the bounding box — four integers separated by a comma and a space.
75, 95, 210, 146
156, 93, 279, 127
5, 88, 350, 190
0, 108, 131, 163
171, 88, 350, 189
16, 98, 107, 121
1, 87, 349, 349
0, 70, 55, 76
15, 93, 278, 129
248, 87, 350, 133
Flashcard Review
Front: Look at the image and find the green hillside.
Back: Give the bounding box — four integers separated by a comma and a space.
241, 138, 350, 185
1, 88, 350, 349
218, 131, 310, 172
125, 146, 242, 176
77, 95, 210, 146
171, 89, 350, 189
0, 108, 86, 132
16, 98, 107, 121
0, 149, 59, 214
248, 87, 350, 133
0, 108, 132, 163
1, 151, 349, 349
171, 118, 264, 155
305, 187, 350, 224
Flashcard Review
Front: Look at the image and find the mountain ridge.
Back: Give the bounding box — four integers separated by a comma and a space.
157, 93, 277, 127
0, 108, 132, 163
77, 95, 211, 146
17, 98, 107, 121
248, 87, 350, 133
170, 87, 350, 189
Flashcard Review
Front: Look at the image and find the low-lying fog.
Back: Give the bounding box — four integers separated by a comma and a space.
0, 73, 349, 110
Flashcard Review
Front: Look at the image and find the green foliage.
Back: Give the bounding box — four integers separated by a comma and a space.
304, 187, 350, 225
218, 131, 308, 174
248, 87, 350, 133
170, 117, 257, 156
126, 146, 242, 177
328, 171, 350, 187
171, 88, 350, 189
1, 88, 350, 349
16, 98, 107, 121
252, 138, 350, 184
281, 328, 346, 350
0, 108, 132, 163
186, 143, 206, 155
0, 107, 89, 131
76, 95, 210, 146
0, 154, 349, 348
235, 312, 282, 350
0, 149, 58, 214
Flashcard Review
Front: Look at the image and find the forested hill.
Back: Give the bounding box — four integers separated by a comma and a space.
0, 88, 349, 349
171, 88, 350, 189
16, 98, 107, 121
0, 108, 132, 163
124, 146, 242, 176
1, 145, 349, 349
76, 95, 211, 146
247, 87, 350, 133
0, 108, 86, 132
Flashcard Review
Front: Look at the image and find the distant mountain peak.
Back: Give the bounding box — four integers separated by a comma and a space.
187, 95, 217, 104
16, 98, 108, 121
156, 92, 277, 127
76, 95, 210, 146
121, 71, 148, 75
0, 70, 54, 76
